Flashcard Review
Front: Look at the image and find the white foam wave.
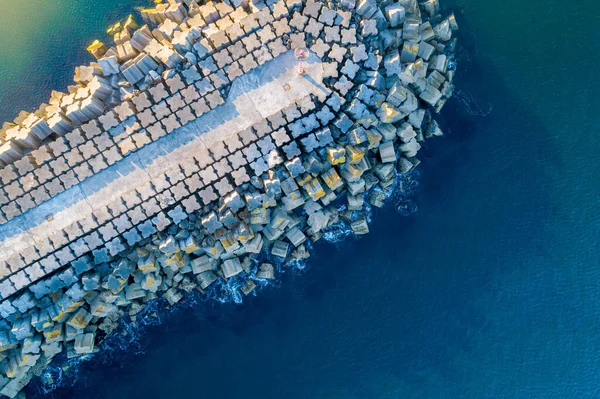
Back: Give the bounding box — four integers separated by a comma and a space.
322, 222, 354, 243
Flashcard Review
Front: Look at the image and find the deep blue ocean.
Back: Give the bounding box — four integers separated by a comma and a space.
0, 0, 599, 397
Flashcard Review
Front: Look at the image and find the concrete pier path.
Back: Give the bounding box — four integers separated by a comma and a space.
0, 51, 323, 272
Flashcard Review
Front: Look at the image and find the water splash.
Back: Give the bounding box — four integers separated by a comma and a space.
322, 221, 354, 243
447, 59, 458, 71
285, 258, 309, 271
38, 364, 65, 395
36, 352, 93, 395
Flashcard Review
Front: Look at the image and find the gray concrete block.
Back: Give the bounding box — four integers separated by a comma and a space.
181, 196, 201, 213
257, 136, 276, 155
179, 159, 199, 178
70, 238, 90, 258
167, 92, 186, 112
81, 119, 102, 139
79, 141, 98, 159
123, 228, 142, 246
49, 156, 69, 175
15, 193, 35, 213
242, 143, 261, 162
214, 177, 233, 196
190, 98, 210, 117
305, 18, 324, 37
25, 262, 46, 282
213, 158, 232, 177
132, 91, 152, 111
30, 145, 54, 166
0, 281, 17, 302
238, 128, 257, 145
224, 23, 246, 43
165, 75, 185, 95
167, 205, 187, 225
99, 111, 119, 131
63, 222, 83, 242
0, 165, 18, 186
106, 237, 126, 256
290, 10, 308, 30
198, 186, 218, 205
127, 205, 146, 225
113, 214, 133, 233
138, 108, 157, 127
341, 59, 360, 79
83, 231, 103, 251
206, 91, 224, 109
214, 49, 233, 69
225, 61, 243, 81
209, 141, 229, 160
93, 132, 113, 152
149, 83, 169, 103
9, 270, 31, 291
176, 106, 196, 125
47, 137, 69, 157
241, 34, 261, 54
45, 178, 65, 197
19, 172, 38, 192
143, 198, 161, 218
129, 131, 150, 150
228, 151, 247, 170
239, 14, 259, 33
4, 180, 23, 201
268, 37, 287, 57
152, 100, 171, 120
88, 153, 108, 173
185, 174, 203, 192
98, 223, 118, 242
104, 146, 123, 165
163, 114, 181, 134
250, 157, 269, 176
63, 148, 83, 167
147, 122, 166, 140
137, 220, 157, 238
272, 18, 291, 36
171, 182, 189, 201
152, 212, 172, 232
231, 167, 250, 185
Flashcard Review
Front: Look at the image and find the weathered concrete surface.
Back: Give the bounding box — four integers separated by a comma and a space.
0, 1, 459, 396
0, 51, 323, 263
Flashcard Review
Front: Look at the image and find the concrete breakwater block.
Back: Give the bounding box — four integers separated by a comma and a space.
0, 0, 459, 396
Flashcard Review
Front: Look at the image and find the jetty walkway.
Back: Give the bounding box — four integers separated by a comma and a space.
0, 0, 457, 396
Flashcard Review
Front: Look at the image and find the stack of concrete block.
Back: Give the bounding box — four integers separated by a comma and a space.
0, 0, 459, 396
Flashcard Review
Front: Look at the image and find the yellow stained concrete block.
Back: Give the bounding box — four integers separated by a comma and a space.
327, 147, 346, 165
165, 253, 185, 270
346, 145, 365, 164
322, 169, 342, 190
87, 40, 108, 60
366, 131, 382, 149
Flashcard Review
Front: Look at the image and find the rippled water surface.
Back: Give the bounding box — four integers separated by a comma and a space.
1, 0, 599, 397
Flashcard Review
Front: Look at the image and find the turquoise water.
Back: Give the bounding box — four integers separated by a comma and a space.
0, 0, 146, 123
0, 0, 599, 397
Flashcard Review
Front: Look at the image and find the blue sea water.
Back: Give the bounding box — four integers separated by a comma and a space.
0, 0, 599, 397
